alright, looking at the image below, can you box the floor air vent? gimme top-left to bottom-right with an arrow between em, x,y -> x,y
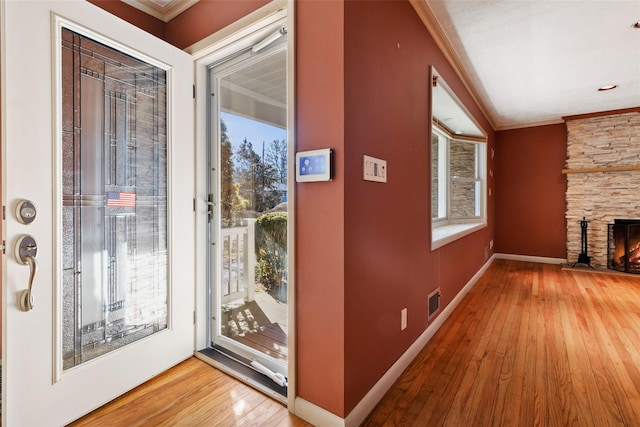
428,288 -> 441,321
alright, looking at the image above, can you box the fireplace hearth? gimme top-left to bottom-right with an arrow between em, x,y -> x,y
608,219 -> 640,274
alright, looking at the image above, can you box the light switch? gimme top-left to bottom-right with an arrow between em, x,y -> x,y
364,155 -> 387,183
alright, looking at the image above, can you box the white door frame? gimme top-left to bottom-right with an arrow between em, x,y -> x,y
1,1 -> 195,424
187,0 -> 296,410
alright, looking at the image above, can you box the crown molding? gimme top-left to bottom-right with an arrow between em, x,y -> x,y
563,107 -> 640,122
495,118 -> 566,131
122,0 -> 198,22
409,0 -> 497,132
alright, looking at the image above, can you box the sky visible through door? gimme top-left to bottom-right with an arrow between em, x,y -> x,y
222,112 -> 286,152
217,107 -> 288,365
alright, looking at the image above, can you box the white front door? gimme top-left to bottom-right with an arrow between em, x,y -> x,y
1,1 -> 195,425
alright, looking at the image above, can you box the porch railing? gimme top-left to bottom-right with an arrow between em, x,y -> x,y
220,219 -> 256,304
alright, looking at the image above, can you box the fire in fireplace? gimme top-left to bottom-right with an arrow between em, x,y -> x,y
608,219 -> 640,274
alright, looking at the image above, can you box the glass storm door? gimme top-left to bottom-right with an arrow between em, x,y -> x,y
208,34 -> 288,384
2,2 -> 194,425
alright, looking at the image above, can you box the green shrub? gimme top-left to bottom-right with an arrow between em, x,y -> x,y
255,212 -> 287,289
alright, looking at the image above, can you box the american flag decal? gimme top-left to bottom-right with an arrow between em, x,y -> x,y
106,192 -> 136,208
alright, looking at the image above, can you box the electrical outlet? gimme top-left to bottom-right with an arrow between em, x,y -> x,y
490,239 -> 494,249
401,308 -> 407,330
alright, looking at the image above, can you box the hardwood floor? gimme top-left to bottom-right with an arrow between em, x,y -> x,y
364,259 -> 640,426
69,260 -> 640,426
68,357 -> 311,427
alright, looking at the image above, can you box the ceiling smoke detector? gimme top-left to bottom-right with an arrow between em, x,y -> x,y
634,21 -> 640,28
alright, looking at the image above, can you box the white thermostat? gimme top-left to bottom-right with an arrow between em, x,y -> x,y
296,149 -> 333,182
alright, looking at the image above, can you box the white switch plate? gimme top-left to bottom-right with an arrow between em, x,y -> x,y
364,155 -> 387,183
401,308 -> 407,330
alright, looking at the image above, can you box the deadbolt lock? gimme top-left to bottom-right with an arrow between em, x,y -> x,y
16,199 -> 37,224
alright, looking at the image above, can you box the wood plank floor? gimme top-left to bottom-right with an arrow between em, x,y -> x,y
364,259 -> 640,426
69,260 -> 640,426
68,357 -> 311,427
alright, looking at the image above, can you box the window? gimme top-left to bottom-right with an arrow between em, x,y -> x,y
432,125 -> 485,220
430,67 -> 487,249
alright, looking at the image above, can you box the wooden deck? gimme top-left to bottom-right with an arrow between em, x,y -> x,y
233,322 -> 287,361
221,299 -> 287,362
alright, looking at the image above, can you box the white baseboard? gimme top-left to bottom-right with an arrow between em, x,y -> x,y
292,255 -> 496,427
293,397 -> 346,427
495,253 -> 567,265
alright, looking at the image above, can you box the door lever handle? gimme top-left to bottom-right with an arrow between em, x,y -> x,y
20,255 -> 38,311
206,195 -> 216,222
15,235 -> 38,311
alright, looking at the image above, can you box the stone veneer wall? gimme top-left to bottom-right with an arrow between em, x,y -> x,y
565,111 -> 640,267
431,133 -> 478,219
450,141 -> 477,218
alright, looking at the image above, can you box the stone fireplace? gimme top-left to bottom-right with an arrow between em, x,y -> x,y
565,111 -> 640,268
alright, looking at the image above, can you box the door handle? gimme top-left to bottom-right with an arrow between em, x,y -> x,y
15,235 -> 38,311
206,194 -> 216,221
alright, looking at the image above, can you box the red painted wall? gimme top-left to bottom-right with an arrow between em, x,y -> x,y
343,1 -> 495,413
90,0 -> 497,418
90,0 -> 271,48
89,0 -> 165,40
166,0 -> 270,50
294,0 -> 346,416
495,124 -> 567,258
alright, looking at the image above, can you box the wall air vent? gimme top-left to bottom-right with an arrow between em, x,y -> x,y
428,288 -> 441,321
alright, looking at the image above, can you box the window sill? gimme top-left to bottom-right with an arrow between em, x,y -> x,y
431,221 -> 486,250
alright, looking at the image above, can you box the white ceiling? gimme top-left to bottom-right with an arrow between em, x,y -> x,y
220,49 -> 288,128
123,0 -> 639,130
423,0 -> 640,130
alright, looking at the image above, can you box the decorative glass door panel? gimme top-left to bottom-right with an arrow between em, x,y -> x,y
61,28 -> 168,369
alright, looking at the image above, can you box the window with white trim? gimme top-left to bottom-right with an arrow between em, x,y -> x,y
430,67 -> 487,249
432,126 -> 485,223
